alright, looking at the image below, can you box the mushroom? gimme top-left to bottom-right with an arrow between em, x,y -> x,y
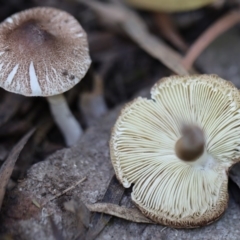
0,7 -> 91,146
124,0 -> 219,12
110,75 -> 240,228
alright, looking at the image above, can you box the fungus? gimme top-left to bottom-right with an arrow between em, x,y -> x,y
0,7 -> 91,146
110,75 -> 240,228
124,0 -> 218,12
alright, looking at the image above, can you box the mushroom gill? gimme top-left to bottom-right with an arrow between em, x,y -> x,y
110,74 -> 240,228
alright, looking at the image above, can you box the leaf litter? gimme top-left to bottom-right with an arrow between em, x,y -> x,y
1,0 -> 240,239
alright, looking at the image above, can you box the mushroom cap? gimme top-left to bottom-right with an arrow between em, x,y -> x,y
0,7 -> 91,96
110,75 -> 240,228
125,0 -> 217,12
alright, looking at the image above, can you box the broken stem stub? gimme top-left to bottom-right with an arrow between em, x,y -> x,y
175,124 -> 205,162
47,94 -> 82,146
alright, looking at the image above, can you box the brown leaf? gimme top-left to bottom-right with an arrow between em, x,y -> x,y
0,129 -> 35,210
86,202 -> 154,224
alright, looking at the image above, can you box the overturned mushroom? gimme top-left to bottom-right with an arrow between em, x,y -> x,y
110,75 -> 240,228
0,7 -> 91,146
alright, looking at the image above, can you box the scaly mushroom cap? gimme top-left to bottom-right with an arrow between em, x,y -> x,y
110,75 -> 240,228
125,0 -> 217,12
0,7 -> 91,96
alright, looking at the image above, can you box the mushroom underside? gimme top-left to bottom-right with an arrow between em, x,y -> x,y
110,75 -> 240,227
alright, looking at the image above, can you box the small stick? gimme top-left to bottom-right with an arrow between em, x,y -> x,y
42,177 -> 87,206
154,12 -> 188,52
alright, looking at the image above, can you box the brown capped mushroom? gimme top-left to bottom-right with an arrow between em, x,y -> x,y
110,75 -> 240,228
0,7 -> 91,146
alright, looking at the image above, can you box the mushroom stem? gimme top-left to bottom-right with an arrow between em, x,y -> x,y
175,125 -> 205,162
47,94 -> 82,146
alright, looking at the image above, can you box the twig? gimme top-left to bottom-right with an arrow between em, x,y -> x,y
77,0 -> 189,75
182,10 -> 240,70
42,177 -> 87,206
154,12 -> 188,52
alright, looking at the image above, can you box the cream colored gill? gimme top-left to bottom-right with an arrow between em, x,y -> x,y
132,160 -> 222,218
151,76 -> 240,162
110,75 -> 240,220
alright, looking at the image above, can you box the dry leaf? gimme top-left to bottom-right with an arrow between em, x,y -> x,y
0,129 -> 35,210
86,202 -> 154,224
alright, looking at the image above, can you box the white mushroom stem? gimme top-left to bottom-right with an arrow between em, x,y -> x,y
47,94 -> 82,146
175,125 -> 205,162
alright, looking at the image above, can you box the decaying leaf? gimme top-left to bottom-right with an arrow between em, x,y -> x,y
0,129 -> 35,210
64,199 -> 91,228
49,216 -> 65,240
64,199 -> 91,240
86,202 -> 154,224
86,175 -> 125,240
